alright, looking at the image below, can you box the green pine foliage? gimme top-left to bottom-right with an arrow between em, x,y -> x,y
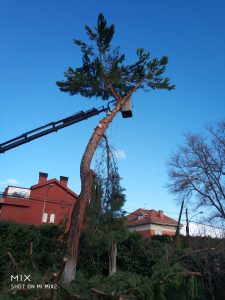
66,271 -> 154,300
56,13 -> 174,100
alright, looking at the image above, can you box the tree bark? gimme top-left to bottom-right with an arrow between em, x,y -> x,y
108,243 -> 117,276
62,85 -> 140,283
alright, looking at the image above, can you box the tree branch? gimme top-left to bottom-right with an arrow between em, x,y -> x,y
91,288 -> 129,299
154,271 -> 201,285
7,251 -> 20,274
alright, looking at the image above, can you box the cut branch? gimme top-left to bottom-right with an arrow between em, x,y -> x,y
7,251 -> 20,274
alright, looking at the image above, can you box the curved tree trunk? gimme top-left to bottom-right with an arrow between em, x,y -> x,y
62,85 -> 140,283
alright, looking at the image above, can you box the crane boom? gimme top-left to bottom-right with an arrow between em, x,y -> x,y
0,106 -> 107,154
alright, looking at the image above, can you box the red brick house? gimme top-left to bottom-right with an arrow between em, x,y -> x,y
0,172 -> 77,231
126,208 -> 178,237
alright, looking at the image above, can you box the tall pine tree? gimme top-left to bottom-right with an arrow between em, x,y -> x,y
57,13 -> 174,282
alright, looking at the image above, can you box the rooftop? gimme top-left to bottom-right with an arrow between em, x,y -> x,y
127,208 -> 178,227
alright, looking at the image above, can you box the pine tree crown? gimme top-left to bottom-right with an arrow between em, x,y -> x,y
56,13 -> 175,100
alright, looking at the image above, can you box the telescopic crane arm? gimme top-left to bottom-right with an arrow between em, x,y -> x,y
0,106 -> 108,154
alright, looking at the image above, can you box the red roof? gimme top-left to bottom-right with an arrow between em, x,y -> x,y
127,208 -> 178,227
31,178 -> 78,197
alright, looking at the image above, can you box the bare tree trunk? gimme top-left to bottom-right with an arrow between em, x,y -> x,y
62,171 -> 95,283
62,85 -> 140,283
108,243 -> 117,276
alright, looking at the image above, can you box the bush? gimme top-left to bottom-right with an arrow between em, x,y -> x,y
0,221 -> 65,290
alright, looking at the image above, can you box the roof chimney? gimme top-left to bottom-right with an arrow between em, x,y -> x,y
159,210 -> 164,219
60,176 -> 68,187
38,172 -> 48,184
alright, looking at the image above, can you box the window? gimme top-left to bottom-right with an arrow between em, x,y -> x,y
49,213 -> 55,224
42,213 -> 48,223
137,213 -> 148,220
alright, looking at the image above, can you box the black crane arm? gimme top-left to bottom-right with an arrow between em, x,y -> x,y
0,106 -> 107,154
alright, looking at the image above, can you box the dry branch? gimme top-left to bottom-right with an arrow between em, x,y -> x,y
0,289 -> 17,296
91,288 -> 129,299
7,251 -> 20,274
182,248 -> 212,257
155,271 -> 202,285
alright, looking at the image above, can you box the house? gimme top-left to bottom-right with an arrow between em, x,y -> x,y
126,208 -> 178,237
0,172 -> 77,231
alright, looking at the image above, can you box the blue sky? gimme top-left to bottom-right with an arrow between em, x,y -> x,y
1,0 -> 225,221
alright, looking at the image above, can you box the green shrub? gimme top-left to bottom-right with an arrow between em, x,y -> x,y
0,221 -> 65,290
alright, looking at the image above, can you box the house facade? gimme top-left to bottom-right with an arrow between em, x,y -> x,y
0,172 -> 77,231
126,208 -> 178,237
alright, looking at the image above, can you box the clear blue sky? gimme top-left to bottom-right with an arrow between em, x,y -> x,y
1,0 -> 225,220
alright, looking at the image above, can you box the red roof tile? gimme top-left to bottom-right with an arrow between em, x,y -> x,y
126,208 -> 178,227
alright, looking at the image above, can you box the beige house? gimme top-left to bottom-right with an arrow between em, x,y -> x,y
126,208 -> 178,237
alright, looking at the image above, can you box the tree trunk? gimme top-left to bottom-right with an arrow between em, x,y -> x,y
108,243 -> 117,276
62,85 -> 140,283
61,255 -> 77,285
62,170 -> 95,282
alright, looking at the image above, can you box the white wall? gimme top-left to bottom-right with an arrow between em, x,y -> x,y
128,223 -> 176,235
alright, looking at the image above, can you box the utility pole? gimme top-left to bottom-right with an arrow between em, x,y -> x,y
175,199 -> 184,237
174,199 -> 184,245
185,208 -> 190,247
